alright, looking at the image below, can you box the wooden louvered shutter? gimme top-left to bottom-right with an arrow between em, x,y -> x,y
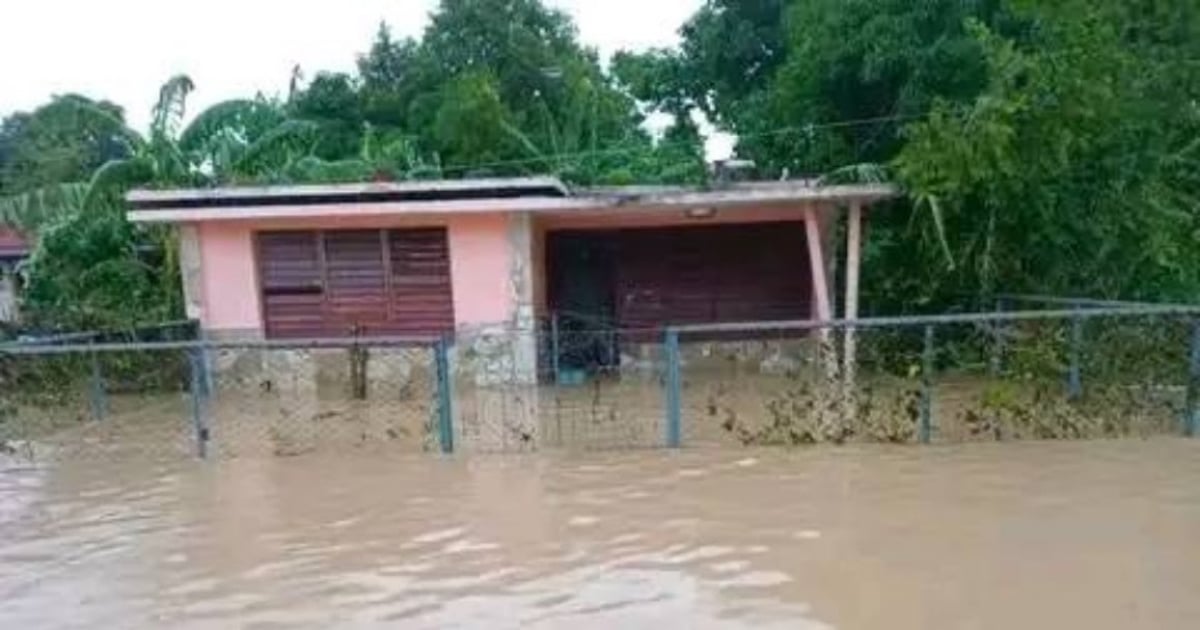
323,230 -> 388,336
386,228 -> 455,336
259,231 -> 324,338
258,227 -> 455,339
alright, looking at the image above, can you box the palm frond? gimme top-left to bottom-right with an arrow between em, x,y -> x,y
150,75 -> 196,141
178,98 -> 286,155
499,119 -> 547,170
0,183 -> 89,232
234,119 -> 323,175
913,192 -> 956,270
84,157 -> 155,207
818,162 -> 892,186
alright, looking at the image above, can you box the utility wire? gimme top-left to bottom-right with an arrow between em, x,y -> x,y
428,112 -> 933,175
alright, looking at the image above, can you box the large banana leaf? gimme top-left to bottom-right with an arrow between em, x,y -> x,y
0,183 -> 89,232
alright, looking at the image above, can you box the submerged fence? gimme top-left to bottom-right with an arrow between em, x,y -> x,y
0,337 -> 448,463
2,305 -> 1200,464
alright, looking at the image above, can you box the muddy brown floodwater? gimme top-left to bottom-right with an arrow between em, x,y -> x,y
2,439 -> 1199,629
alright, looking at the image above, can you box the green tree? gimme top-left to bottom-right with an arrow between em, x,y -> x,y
287,72 -> 365,161
626,0 -> 1200,308
19,205 -> 172,330
0,95 -> 135,196
354,0 -> 703,183
894,0 -> 1200,302
0,77 -> 315,329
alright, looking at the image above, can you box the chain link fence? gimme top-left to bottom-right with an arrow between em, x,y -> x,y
0,338 -> 447,467
673,306 -> 1199,446
3,304 -> 1200,465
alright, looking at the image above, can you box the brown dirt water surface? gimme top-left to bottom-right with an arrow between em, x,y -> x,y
2,439 -> 1200,629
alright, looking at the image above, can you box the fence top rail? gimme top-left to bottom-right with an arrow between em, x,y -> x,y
991,294 -> 1184,309
673,303 -> 1200,335
0,334 -> 440,356
1,319 -> 200,349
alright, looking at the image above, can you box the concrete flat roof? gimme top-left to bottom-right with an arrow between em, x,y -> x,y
127,177 -> 899,224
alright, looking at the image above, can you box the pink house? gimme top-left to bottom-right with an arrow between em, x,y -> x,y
127,177 -> 896,344
129,177 -> 896,449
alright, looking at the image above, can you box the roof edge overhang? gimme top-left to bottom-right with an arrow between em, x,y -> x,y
127,180 -> 900,224
127,176 -> 569,210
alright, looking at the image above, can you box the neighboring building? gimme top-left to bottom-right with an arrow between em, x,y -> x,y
126,177 -> 896,341
0,228 -> 30,324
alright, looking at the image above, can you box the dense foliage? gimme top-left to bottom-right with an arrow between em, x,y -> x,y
1,0 -> 1197,330
622,0 -> 1200,309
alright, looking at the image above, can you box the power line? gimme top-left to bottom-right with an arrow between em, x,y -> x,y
429,112 -> 932,175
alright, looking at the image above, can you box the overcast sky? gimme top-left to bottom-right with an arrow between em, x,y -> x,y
0,1 -> 736,155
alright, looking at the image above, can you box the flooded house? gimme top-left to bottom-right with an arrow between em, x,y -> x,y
126,177 -> 897,449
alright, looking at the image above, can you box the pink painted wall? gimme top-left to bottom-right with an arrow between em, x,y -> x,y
194,212 -> 516,333
190,203 -> 836,334
198,222 -> 261,331
445,214 -> 513,326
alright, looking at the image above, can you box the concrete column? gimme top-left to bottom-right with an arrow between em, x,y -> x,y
843,202 -> 863,386
453,211 -> 540,452
178,224 -> 205,322
803,206 -> 833,322
805,204 -> 840,439
818,203 -> 839,318
507,211 -> 539,383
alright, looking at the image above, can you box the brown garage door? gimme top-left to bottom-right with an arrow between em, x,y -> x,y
547,222 -> 812,332
615,222 -> 812,329
258,228 -> 454,339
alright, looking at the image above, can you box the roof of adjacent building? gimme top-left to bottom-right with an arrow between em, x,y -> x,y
126,176 -> 899,223
0,227 -> 30,260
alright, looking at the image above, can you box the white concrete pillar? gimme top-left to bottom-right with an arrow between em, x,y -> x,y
178,224 -> 205,322
507,211 -> 538,384
804,204 -> 840,438
843,202 -> 864,387
803,205 -> 833,322
454,212 -> 541,452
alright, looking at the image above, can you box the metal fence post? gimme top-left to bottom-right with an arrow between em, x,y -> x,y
664,327 -> 682,449
435,337 -> 455,454
1186,319 -> 1200,437
989,297 -> 1008,376
87,341 -> 107,422
199,328 -> 214,397
919,325 -> 935,444
1067,310 -> 1084,401
187,347 -> 210,459
550,312 -> 561,386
